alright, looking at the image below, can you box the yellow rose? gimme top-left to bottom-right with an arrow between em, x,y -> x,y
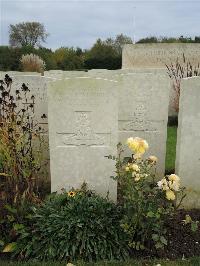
129,139 -> 139,152
169,174 -> 180,183
126,137 -> 149,156
166,190 -> 176,201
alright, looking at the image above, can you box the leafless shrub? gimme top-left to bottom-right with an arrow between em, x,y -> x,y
166,54 -> 200,112
20,53 -> 46,74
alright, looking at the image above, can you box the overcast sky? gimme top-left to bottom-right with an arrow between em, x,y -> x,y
0,0 -> 200,50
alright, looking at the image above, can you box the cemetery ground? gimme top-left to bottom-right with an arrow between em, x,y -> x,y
1,257 -> 200,266
1,126 -> 200,264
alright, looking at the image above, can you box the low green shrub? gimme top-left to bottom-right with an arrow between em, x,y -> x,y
14,187 -> 128,261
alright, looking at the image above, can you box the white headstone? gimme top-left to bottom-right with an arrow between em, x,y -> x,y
63,71 -> 88,78
8,75 -> 48,123
48,77 -> 118,200
7,71 -> 41,76
117,73 -> 170,177
176,77 -> 200,208
87,69 -> 175,117
44,70 -> 64,79
7,75 -> 50,179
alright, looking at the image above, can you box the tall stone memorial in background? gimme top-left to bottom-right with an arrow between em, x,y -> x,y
122,44 -> 200,69
122,44 -> 200,117
176,77 -> 200,208
118,73 -> 170,177
48,77 -> 118,200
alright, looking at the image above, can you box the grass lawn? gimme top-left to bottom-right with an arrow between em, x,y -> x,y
1,257 -> 200,266
165,126 -> 177,173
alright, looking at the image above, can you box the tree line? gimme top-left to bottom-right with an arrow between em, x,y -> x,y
0,21 -> 200,71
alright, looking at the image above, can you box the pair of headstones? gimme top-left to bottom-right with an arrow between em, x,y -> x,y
47,74 -> 170,201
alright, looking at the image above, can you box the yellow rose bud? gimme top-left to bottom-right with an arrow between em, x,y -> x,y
125,166 -> 130,172
134,174 -> 140,182
183,214 -> 192,225
131,164 -> 140,172
166,190 -> 176,201
148,155 -> 158,164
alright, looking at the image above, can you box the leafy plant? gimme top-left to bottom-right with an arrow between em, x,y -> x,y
0,201 -> 35,253
14,185 -> 128,261
109,137 -> 186,251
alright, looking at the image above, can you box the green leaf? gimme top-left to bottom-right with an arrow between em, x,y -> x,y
13,223 -> 25,231
191,221 -> 199,232
155,242 -> 164,249
3,242 -> 17,253
147,211 -> 154,218
7,215 -> 15,222
160,236 -> 167,245
152,234 -> 159,241
4,204 -> 17,214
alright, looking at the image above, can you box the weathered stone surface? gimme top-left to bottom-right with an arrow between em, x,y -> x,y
7,75 -> 50,179
7,71 -> 41,76
63,71 -> 88,78
86,69 -> 176,117
122,44 -> 200,69
176,77 -> 200,208
0,72 -> 41,79
117,73 -> 170,177
9,75 -> 48,123
44,70 -> 64,79
47,77 -> 118,200
44,70 -> 89,79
